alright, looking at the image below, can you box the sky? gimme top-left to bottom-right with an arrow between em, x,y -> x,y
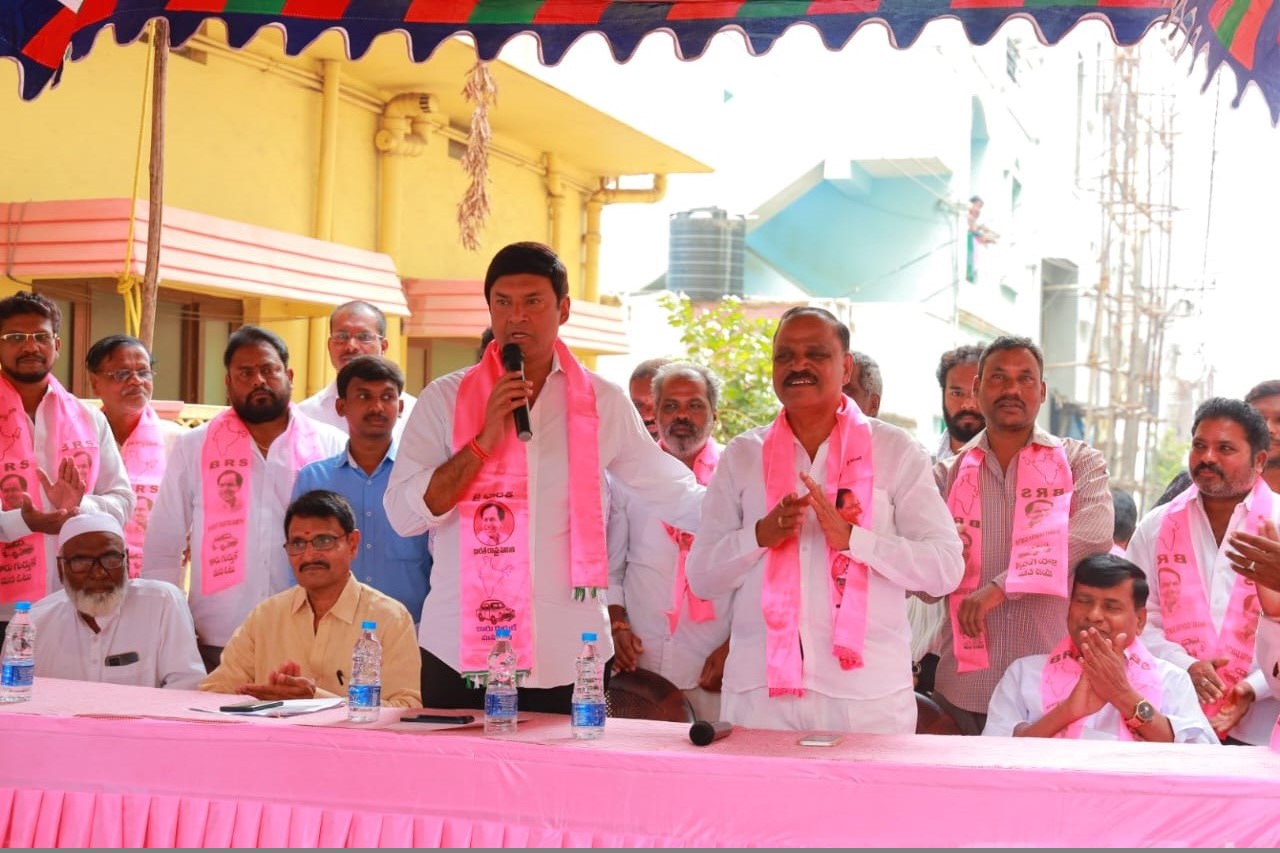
498,18 -> 1280,398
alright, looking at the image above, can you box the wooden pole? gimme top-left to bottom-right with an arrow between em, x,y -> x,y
139,17 -> 168,349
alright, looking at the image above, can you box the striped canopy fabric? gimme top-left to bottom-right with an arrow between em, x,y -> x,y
18,0 -> 1280,121
1174,0 -> 1280,120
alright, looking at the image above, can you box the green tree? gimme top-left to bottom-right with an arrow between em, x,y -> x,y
659,293 -> 780,443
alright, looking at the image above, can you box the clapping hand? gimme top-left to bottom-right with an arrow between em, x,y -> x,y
798,473 -> 855,551
756,492 -> 805,549
241,660 -> 316,700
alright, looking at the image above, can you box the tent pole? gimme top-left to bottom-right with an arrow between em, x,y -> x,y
140,17 -> 168,350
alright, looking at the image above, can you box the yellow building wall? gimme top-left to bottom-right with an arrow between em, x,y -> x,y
0,31 -> 621,392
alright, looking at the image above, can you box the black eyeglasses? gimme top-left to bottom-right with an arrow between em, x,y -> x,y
283,534 -> 344,555
98,369 -> 154,383
0,332 -> 57,346
329,331 -> 383,345
59,551 -> 128,576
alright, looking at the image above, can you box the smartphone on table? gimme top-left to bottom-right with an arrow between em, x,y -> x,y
219,699 -> 284,713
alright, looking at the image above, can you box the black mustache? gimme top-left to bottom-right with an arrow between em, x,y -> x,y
1195,463 -> 1225,478
955,409 -> 982,420
668,419 -> 695,432
785,371 -> 819,384
300,561 -> 329,572
995,396 -> 1024,408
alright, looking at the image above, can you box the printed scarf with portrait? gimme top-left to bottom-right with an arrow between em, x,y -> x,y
761,396 -> 873,697
1155,480 -> 1270,726
661,439 -> 720,634
119,405 -> 165,579
946,440 -> 1073,672
199,407 -> 324,596
0,374 -> 98,603
1039,635 -> 1163,740
452,339 -> 606,684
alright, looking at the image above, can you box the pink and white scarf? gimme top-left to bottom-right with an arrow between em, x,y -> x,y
118,405 -> 165,579
761,396 -> 873,697
452,340 -> 606,683
0,374 -> 98,602
661,440 -> 720,634
1155,480 -> 1270,726
1040,635 -> 1163,740
947,439 -> 1073,672
199,407 -> 323,596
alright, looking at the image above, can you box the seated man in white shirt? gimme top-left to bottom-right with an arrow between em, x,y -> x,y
984,554 -> 1215,743
31,512 -> 204,690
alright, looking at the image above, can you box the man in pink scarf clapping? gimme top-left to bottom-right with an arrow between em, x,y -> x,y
686,307 -> 963,734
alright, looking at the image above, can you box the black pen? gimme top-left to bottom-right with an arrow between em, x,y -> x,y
336,670 -> 345,686
401,713 -> 476,725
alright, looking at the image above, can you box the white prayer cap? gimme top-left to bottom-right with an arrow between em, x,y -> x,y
57,512 -> 126,552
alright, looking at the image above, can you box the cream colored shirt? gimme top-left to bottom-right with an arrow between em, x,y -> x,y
199,573 -> 421,707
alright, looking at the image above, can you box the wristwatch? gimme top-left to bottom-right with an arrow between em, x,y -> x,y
1124,698 -> 1156,730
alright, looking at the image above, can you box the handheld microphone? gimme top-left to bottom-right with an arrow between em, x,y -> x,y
500,343 -> 533,442
689,720 -> 733,746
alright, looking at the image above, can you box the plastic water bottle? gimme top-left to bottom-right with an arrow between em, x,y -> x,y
484,627 -> 518,735
0,602 -> 35,704
348,620 -> 381,723
571,631 -> 605,739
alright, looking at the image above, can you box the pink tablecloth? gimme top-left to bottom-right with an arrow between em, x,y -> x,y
3,678 -> 1280,847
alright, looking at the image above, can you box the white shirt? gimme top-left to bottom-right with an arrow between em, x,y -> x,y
0,396 -> 134,621
385,352 -> 704,688
685,418 -> 964,704
141,409 -> 347,647
1256,616 -> 1280,697
1127,487 -> 1280,744
297,380 -> 416,440
983,648 -> 1218,744
934,430 -> 957,463
30,578 -> 205,690
607,473 -> 726,689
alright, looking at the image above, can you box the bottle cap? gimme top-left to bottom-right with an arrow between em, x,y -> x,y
361,620 -> 376,630
13,602 -> 30,613
582,632 -> 597,642
495,627 -> 511,638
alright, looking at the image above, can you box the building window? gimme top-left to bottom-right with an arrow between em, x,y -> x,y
1006,39 -> 1021,84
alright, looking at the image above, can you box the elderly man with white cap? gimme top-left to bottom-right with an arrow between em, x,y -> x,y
29,512 -> 204,689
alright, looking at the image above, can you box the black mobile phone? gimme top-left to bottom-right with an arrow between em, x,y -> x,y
401,713 -> 476,725
104,651 -> 140,667
219,699 -> 284,713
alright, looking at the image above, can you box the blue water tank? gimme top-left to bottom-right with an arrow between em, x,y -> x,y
667,208 -> 746,299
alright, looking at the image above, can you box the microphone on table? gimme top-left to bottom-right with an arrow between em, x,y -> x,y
500,343 -> 533,443
689,720 -> 733,746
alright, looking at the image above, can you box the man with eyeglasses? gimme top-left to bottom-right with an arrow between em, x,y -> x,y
297,301 -> 416,438
29,512 -> 204,689
87,335 -> 186,578
0,293 -> 134,638
143,326 -> 346,672
199,489 -> 420,705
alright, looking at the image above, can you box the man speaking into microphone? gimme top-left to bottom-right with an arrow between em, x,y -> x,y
386,242 -> 705,713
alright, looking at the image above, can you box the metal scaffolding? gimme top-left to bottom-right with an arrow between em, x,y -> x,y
1081,46 -> 1186,506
